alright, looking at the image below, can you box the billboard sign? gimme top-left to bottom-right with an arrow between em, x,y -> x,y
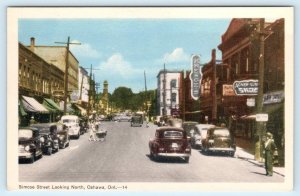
233,79 -> 258,95
190,55 -> 202,100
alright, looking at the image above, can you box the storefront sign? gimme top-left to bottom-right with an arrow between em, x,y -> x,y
190,55 -> 202,100
246,98 -> 255,107
256,113 -> 268,122
233,80 -> 258,95
263,91 -> 284,105
222,84 -> 235,96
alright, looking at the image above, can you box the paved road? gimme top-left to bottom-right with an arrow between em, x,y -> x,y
19,122 -> 284,182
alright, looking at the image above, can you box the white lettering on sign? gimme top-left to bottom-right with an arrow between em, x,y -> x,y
190,54 -> 202,100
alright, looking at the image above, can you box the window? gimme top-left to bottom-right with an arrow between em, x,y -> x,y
171,93 -> 176,102
170,79 -> 176,88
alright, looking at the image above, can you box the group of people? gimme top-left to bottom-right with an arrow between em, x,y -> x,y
88,120 -> 106,142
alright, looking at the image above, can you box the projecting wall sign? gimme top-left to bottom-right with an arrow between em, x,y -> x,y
190,55 -> 202,100
233,79 -> 258,95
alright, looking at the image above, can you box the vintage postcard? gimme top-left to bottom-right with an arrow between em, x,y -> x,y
7,7 -> 294,191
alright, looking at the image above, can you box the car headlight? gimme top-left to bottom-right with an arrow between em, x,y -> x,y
40,137 -> 45,143
24,145 -> 30,151
48,141 -> 51,145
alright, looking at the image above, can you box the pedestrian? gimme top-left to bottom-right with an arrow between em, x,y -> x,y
145,116 -> 149,128
264,132 -> 277,176
88,120 -> 96,141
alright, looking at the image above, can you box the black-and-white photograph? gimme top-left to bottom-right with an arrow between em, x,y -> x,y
7,7 -> 294,192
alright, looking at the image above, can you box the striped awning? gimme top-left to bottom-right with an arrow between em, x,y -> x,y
22,96 -> 49,113
43,98 -> 63,112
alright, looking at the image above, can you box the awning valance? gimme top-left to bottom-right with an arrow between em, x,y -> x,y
22,96 -> 49,113
43,98 -> 63,113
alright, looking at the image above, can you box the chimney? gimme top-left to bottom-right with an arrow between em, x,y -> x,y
30,37 -> 35,51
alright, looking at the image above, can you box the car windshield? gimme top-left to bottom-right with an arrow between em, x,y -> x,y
163,131 -> 183,138
19,129 -> 33,138
214,129 -> 230,137
62,119 -> 76,123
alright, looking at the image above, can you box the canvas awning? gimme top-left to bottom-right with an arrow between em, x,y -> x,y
43,98 -> 63,113
60,103 -> 75,113
19,100 -> 27,116
22,96 -> 49,113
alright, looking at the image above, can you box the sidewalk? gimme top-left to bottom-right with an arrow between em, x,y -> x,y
235,146 -> 285,177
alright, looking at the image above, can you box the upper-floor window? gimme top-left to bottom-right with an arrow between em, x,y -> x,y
170,79 -> 176,88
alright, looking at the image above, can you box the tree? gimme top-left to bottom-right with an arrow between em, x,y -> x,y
111,87 -> 134,110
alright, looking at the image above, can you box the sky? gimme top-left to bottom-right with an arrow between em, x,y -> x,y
19,19 -> 231,93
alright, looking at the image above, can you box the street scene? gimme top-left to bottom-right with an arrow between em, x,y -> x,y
14,8 -> 290,187
19,121 -> 284,182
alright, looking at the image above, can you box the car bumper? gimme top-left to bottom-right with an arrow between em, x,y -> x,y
19,152 -> 33,159
207,147 -> 235,152
157,153 -> 191,157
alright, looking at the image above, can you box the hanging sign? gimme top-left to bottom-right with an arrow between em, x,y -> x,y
233,79 -> 258,95
190,55 -> 202,100
256,113 -> 269,122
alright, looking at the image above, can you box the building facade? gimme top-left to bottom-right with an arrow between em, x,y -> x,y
156,70 -> 181,116
28,37 -> 79,92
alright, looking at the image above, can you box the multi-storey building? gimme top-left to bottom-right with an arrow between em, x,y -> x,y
19,42 -> 64,126
156,69 -> 182,116
27,37 -> 79,92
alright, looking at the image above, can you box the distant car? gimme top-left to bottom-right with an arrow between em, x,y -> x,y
79,118 -> 88,135
18,127 -> 43,163
182,121 -> 198,143
190,124 -> 215,149
149,127 -> 191,163
30,123 -> 60,155
131,115 -> 143,127
118,115 -> 132,122
61,115 -> 81,139
202,126 -> 236,156
167,118 -> 183,128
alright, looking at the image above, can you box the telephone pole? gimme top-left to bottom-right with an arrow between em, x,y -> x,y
55,37 -> 81,114
255,18 -> 266,161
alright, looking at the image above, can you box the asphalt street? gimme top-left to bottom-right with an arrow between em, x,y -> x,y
19,121 -> 284,182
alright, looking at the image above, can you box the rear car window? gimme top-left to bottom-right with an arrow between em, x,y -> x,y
163,131 -> 183,138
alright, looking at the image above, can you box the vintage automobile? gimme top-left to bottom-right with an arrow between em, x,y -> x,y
79,118 -> 88,135
182,121 -> 198,145
30,123 -> 60,155
131,115 -> 143,127
56,123 -> 70,149
202,126 -> 236,156
18,127 -> 43,163
190,124 -> 215,149
61,115 -> 81,139
149,127 -> 191,163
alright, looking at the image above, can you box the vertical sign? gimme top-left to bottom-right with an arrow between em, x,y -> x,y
189,55 -> 202,100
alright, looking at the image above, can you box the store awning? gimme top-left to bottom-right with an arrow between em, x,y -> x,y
73,104 -> 87,116
43,98 -> 63,113
60,103 -> 75,113
19,100 -> 27,116
22,96 -> 49,113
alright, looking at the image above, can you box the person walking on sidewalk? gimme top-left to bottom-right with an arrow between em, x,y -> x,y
264,132 -> 277,176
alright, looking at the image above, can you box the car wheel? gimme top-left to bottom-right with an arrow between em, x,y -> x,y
184,157 -> 190,163
77,133 -> 80,139
229,152 -> 235,157
48,147 -> 52,155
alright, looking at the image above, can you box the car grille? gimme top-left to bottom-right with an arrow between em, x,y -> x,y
19,145 -> 25,153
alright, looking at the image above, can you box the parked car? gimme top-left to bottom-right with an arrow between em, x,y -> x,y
182,121 -> 198,145
190,124 -> 215,149
118,115 -> 132,122
61,115 -> 81,139
131,115 -> 143,127
56,123 -> 70,149
30,123 -> 60,155
149,127 -> 191,163
18,127 -> 43,163
202,126 -> 236,156
79,118 -> 88,135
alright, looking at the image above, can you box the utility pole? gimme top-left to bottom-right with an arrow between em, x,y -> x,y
211,49 -> 217,124
182,70 -> 186,121
255,18 -> 266,161
87,64 -> 93,118
55,37 -> 81,114
163,63 -> 166,116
